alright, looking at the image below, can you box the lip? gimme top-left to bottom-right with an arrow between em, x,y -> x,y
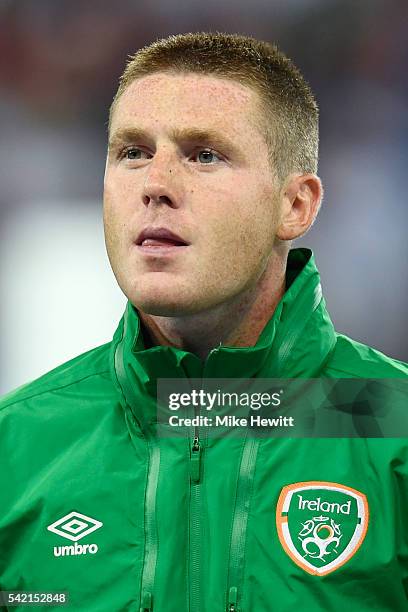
135,226 -> 190,257
136,226 -> 190,247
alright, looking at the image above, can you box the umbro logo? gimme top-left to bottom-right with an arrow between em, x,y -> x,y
47,511 -> 103,542
47,511 -> 103,557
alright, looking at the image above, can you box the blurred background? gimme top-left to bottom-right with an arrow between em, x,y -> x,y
1,0 -> 407,394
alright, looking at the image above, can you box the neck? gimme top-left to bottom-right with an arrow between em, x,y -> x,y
138,253 -> 287,360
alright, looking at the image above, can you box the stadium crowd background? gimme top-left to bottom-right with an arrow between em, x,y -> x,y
0,0 -> 407,393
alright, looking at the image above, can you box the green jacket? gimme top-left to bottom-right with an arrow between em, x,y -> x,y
0,248 -> 407,612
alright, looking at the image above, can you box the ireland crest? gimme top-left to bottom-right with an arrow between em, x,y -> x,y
276,481 -> 369,575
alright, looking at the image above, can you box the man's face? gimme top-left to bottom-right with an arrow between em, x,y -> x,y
104,72 -> 282,316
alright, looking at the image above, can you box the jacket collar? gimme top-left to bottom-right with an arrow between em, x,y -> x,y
111,248 -> 336,419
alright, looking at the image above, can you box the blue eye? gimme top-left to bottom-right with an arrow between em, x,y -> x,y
126,148 -> 139,159
196,150 -> 220,164
125,148 -> 150,160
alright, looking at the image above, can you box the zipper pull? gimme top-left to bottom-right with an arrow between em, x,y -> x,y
190,435 -> 202,483
140,591 -> 153,612
227,586 -> 238,612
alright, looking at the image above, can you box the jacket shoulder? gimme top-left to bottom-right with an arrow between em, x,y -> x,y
0,341 -> 113,413
325,333 -> 408,378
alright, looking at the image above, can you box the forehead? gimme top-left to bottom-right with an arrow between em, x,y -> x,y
110,72 -> 263,137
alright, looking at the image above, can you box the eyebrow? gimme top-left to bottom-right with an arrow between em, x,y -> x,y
108,126 -> 240,158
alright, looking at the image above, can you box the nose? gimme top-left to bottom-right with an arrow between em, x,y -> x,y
142,154 -> 180,209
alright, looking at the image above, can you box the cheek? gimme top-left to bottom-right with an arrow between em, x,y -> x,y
206,180 -> 276,243
103,176 -> 136,238
103,192 -> 126,258
204,184 -> 278,275
104,167 -> 139,209
102,193 -> 116,239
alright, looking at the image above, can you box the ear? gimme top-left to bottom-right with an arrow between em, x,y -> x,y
276,174 -> 323,241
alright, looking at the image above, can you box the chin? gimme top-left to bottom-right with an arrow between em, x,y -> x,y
135,299 -> 200,317
121,277 -> 228,317
128,287 -> 201,317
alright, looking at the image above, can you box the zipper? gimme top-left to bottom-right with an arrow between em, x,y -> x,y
190,426 -> 203,612
124,408 -> 159,612
189,359 -> 213,612
113,314 -> 160,612
225,281 -> 325,610
227,586 -> 237,611
225,437 -> 260,612
191,433 -> 202,483
140,591 -> 153,612
139,435 -> 160,612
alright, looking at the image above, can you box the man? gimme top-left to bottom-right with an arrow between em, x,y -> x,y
0,32 -> 407,612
